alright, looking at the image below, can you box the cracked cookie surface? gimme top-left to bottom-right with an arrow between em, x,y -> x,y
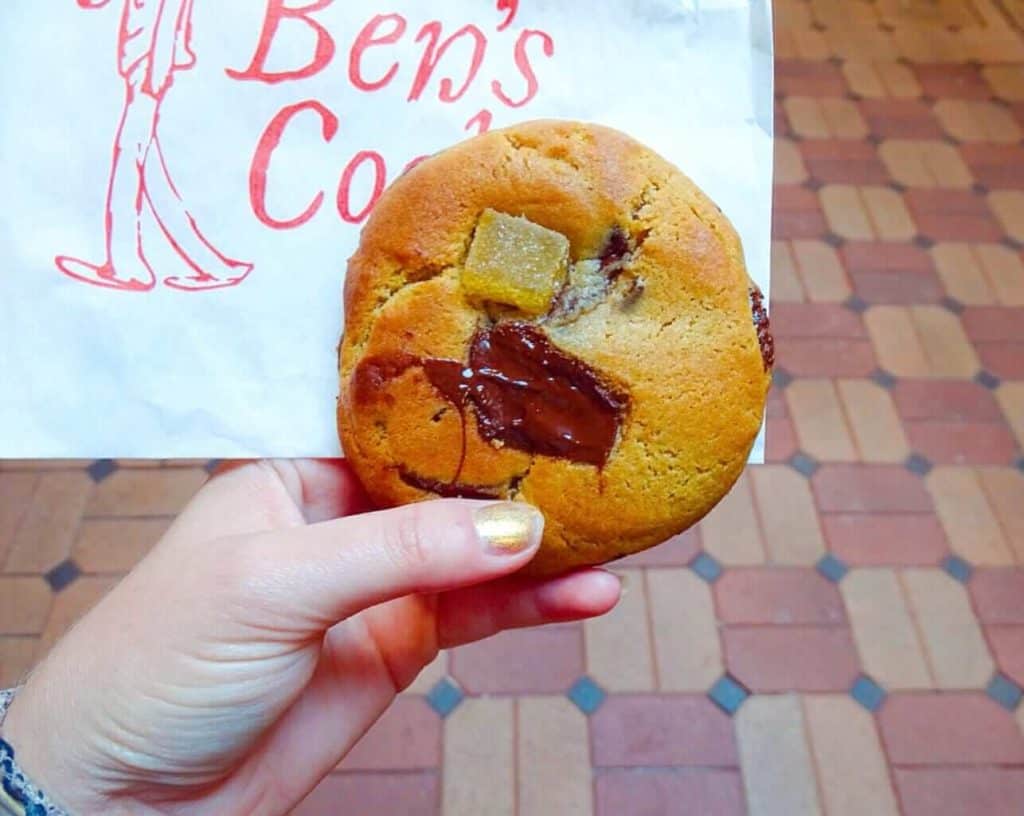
338,120 -> 772,575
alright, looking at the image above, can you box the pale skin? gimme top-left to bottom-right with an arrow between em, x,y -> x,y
2,460 -> 620,815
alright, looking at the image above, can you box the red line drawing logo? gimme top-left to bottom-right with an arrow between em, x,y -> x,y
56,0 -> 253,293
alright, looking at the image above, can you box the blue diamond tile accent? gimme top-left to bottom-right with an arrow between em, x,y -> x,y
816,554 -> 849,583
773,367 -> 794,390
905,453 -> 933,477
789,452 -> 820,478
204,459 -> 223,474
1016,457 -> 1024,475
425,678 -> 464,718
1004,236 -> 1024,253
824,232 -> 845,248
975,370 -> 1001,390
690,552 -> 724,584
44,559 -> 81,593
941,296 -> 965,315
942,554 -> 974,584
871,369 -> 897,390
567,676 -> 607,715
86,459 -> 118,483
987,673 -> 1023,711
887,180 -> 907,194
851,675 -> 887,713
802,177 -> 824,192
914,235 -> 936,249
972,182 -> 990,196
708,675 -> 750,716
844,295 -> 869,314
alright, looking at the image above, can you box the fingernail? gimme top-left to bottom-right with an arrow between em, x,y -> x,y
474,502 -> 544,555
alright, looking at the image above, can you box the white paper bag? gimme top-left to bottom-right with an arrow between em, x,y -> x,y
0,0 -> 773,460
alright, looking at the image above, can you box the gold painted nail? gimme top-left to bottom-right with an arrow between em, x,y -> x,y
474,502 -> 544,555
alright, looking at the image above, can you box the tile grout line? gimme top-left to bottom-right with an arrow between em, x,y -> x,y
798,695 -> 832,816
895,569 -> 940,688
641,569 -> 662,691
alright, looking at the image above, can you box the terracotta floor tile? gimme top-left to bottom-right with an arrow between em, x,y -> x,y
774,138 -> 807,186
518,697 -> 592,816
977,342 -> 1024,378
989,190 -> 1024,242
296,773 -> 438,816
339,698 -> 439,771
935,99 -> 1022,143
765,417 -> 799,463
820,184 -> 874,240
771,303 -> 866,338
595,769 -> 745,816
970,568 -> 1024,624
879,139 -> 972,188
864,185 -> 918,240
841,569 -> 932,689
825,27 -> 898,61
906,188 -> 1003,243
914,63 -> 990,99
892,28 -> 970,63
771,241 -> 806,302
0,637 -> 37,687
86,469 -> 208,518
591,695 -> 737,767
906,421 -> 1018,465
861,99 -> 943,139
774,337 -> 877,378
790,239 -> 851,302
843,239 -> 935,279
978,468 -> 1024,563
615,529 -> 701,567
977,244 -> 1024,306
892,379 -> 1001,422
895,769 -> 1024,816
786,379 -> 858,462
843,60 -> 921,99
837,379 -> 909,462
902,568 -> 996,688
736,695 -> 821,816
823,513 -> 948,566
450,626 -> 582,695
931,242 -> 997,305
910,305 -> 981,378
983,64 -> 1024,101
960,143 -> 1024,191
750,466 -> 827,565
773,185 -> 828,240
801,140 -> 886,184
38,576 -> 119,657
844,241 -> 942,304
814,464 -> 933,513
880,692 -> 1024,764
775,61 -> 848,97
927,467 -> 1014,566
584,568 -> 655,692
701,473 -> 766,566
0,472 -> 37,567
647,568 -> 722,692
775,29 -> 829,62
724,626 -> 860,692
864,306 -> 931,377
961,306 -> 1024,342
72,518 -> 169,574
715,568 -> 844,625
4,471 -> 91,574
442,698 -> 513,816
405,651 -> 447,695
997,383 -> 1024,448
987,625 -> 1024,686
0,577 -> 52,636
803,695 -> 900,816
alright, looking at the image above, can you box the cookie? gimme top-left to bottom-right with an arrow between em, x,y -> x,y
338,120 -> 772,576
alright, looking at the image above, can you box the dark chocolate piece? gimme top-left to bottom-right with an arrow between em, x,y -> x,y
749,285 -> 774,371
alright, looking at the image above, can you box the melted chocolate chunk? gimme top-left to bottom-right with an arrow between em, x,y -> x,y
398,469 -> 501,500
749,285 -> 775,371
600,227 -> 631,270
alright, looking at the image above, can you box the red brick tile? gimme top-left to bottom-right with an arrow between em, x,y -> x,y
294,772 -> 438,816
896,769 -> 1024,816
774,338 -> 877,377
822,513 -> 948,566
339,698 -> 440,771
450,626 -> 582,694
843,242 -> 935,275
770,303 -> 867,338
813,465 -> 933,513
904,189 -> 1003,242
775,99 -> 793,138
970,568 -> 1024,623
799,140 -> 888,184
879,693 -> 1024,765
978,343 -> 1024,379
765,417 -> 798,463
616,529 -> 701,567
591,696 -> 737,767
905,422 -> 1019,465
861,100 -> 944,139
914,64 -> 991,99
960,144 -> 1024,189
776,61 -> 848,97
850,270 -> 944,303
773,186 -> 828,239
892,381 -> 1003,422
715,568 -> 845,625
723,626 -> 860,692
595,770 -> 744,816
987,626 -> 1024,685
961,306 -> 1024,343
842,241 -> 944,302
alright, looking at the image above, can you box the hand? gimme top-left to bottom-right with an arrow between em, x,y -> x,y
2,460 -> 620,815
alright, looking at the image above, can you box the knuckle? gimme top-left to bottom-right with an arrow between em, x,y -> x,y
383,505 -> 433,573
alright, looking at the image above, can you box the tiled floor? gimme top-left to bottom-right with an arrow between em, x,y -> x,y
3,1 -> 1024,813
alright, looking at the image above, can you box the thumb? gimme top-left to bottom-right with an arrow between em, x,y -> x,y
229,500 -> 545,625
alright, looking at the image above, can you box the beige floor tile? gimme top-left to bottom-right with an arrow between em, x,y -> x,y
842,60 -> 887,98
443,698 -> 514,816
405,651 -> 448,695
841,569 -> 931,689
701,473 -> 766,566
38,576 -> 119,657
927,467 -> 1014,566
0,577 -> 53,636
792,240 -> 851,303
73,518 -> 169,574
786,380 -> 858,462
879,140 -> 972,189
775,139 -> 808,185
826,28 -> 897,61
863,186 -> 916,241
911,306 -> 980,378
791,29 -> 831,60
4,472 -> 92,574
737,695 -> 821,816
518,698 -> 592,816
977,469 -> 1024,564
989,191 -> 1024,243
0,473 -> 38,568
998,383 -> 1024,449
932,243 -> 997,305
865,306 -> 931,377
784,98 -> 829,140
821,98 -> 869,139
751,467 -> 826,565
771,242 -> 806,303
837,380 -> 910,463
0,637 -> 38,687
902,568 -> 996,689
804,695 -> 900,816
86,469 -> 208,518
584,569 -> 655,692
936,100 -> 1022,143
821,185 -> 873,240
978,243 -> 1024,306
646,569 -> 722,692
984,64 -> 1024,101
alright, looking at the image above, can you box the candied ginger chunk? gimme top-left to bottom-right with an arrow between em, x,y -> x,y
461,209 -> 570,315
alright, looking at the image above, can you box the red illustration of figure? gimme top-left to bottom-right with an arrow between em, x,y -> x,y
56,0 -> 253,292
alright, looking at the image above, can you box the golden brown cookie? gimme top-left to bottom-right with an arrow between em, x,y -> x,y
338,120 -> 772,575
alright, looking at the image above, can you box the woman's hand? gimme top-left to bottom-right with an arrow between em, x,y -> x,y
2,460 -> 620,815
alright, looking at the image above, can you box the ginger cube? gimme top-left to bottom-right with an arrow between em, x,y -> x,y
462,209 -> 570,315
